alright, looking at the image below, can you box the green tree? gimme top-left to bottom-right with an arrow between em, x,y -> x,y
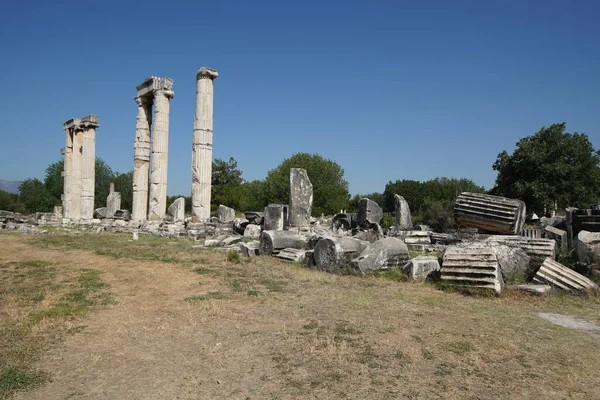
263,153 -> 350,216
113,171 -> 133,212
0,189 -> 25,213
18,179 -> 56,213
43,160 -> 64,202
94,158 -> 115,209
211,157 -> 245,211
240,180 -> 268,212
492,123 -> 600,214
348,192 -> 384,212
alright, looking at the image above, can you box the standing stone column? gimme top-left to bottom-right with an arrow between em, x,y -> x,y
132,96 -> 152,222
71,127 -> 83,220
192,67 -> 219,222
148,87 -> 174,220
80,115 -> 99,220
62,126 -> 74,219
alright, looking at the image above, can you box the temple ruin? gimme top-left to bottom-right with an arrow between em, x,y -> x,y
192,67 -> 219,222
132,76 -> 174,222
61,115 -> 99,221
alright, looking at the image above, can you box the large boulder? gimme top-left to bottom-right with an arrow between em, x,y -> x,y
313,237 -> 369,273
289,168 -> 313,228
356,198 -> 382,227
244,224 -> 262,239
93,207 -> 108,219
577,230 -> 600,268
453,241 -> 531,282
244,212 -> 264,225
349,237 -> 410,275
106,191 -> 121,219
394,194 -> 413,230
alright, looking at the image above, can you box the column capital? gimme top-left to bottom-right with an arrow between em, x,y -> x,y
135,96 -> 153,106
136,76 -> 174,98
196,67 -> 219,80
62,115 -> 99,131
154,89 -> 174,99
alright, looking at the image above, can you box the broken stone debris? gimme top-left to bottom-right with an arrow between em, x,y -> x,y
313,237 -> 369,273
243,224 -> 262,239
454,192 -> 526,235
441,247 -> 503,295
403,256 -> 440,281
218,205 -> 235,223
356,198 -> 382,228
394,194 -> 413,230
276,248 -> 306,263
577,230 -> 600,268
506,284 -> 551,296
259,230 -> 307,256
349,237 -> 409,275
167,197 -> 185,222
264,204 -> 289,231
533,257 -> 598,294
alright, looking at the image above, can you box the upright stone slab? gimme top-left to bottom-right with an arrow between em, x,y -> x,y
264,204 -> 289,231
394,194 -> 413,230
577,230 -> 600,268
218,205 -> 235,223
167,197 -> 185,222
289,168 -> 313,229
106,183 -> 121,219
357,198 -> 383,227
455,192 -> 526,235
192,67 -> 219,222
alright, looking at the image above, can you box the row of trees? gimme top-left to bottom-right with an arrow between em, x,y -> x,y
3,123 -> 599,231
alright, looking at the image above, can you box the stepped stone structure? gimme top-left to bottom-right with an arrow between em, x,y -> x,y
192,67 -> 219,222
132,76 -> 174,222
62,115 -> 99,221
455,192 -> 526,235
442,247 -> 503,295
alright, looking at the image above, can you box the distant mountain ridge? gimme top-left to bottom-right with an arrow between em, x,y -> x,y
0,180 -> 22,194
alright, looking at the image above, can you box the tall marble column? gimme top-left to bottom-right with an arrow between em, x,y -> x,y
132,96 -> 152,222
70,126 -> 83,220
192,67 -> 219,222
148,87 -> 174,221
62,126 -> 74,219
80,115 -> 99,220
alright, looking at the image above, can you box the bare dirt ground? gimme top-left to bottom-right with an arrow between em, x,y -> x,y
2,231 -> 600,399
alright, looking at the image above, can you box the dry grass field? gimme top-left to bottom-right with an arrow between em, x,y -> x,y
1,230 -> 600,399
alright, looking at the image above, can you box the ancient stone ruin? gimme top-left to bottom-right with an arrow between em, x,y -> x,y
62,115 -> 99,221
132,76 -> 174,223
192,67 -> 218,222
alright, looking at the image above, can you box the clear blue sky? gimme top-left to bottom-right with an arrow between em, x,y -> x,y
1,0 -> 598,196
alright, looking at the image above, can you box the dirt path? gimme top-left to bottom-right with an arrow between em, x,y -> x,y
7,238 -> 278,400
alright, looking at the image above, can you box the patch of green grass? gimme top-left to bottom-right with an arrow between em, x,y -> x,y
393,350 -> 412,366
411,335 -> 424,344
434,362 -> 455,376
66,325 -> 87,334
227,251 -> 242,264
0,366 -> 47,394
184,291 -> 225,302
258,278 -> 287,292
421,349 -> 434,360
370,268 -> 407,282
29,304 -> 87,324
247,290 -> 261,296
192,267 -> 214,275
443,341 -> 475,355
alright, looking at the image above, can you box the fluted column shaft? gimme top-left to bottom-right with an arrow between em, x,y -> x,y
80,127 -> 96,220
132,97 -> 152,222
70,128 -> 83,220
63,129 -> 74,219
192,68 -> 218,221
148,89 -> 173,221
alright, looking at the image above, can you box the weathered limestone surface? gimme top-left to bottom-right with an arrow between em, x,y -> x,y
218,205 -> 235,223
544,225 -> 568,251
93,207 -> 108,219
454,241 -> 531,282
507,284 -> 551,296
276,248 -> 306,263
244,224 -> 262,239
192,67 -> 219,221
148,86 -> 174,221
533,257 -> 598,293
394,194 -> 413,230
167,197 -> 185,222
442,247 -> 503,295
455,192 -> 526,235
313,237 -> 369,273
106,183 -> 121,219
259,230 -> 307,255
239,241 -> 260,258
484,235 -> 556,275
289,168 -> 313,228
349,237 -> 410,274
403,256 -> 440,281
244,212 -> 264,225
132,96 -> 152,222
577,230 -> 600,268
62,115 -> 99,220
264,204 -> 288,231
357,198 -> 382,227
